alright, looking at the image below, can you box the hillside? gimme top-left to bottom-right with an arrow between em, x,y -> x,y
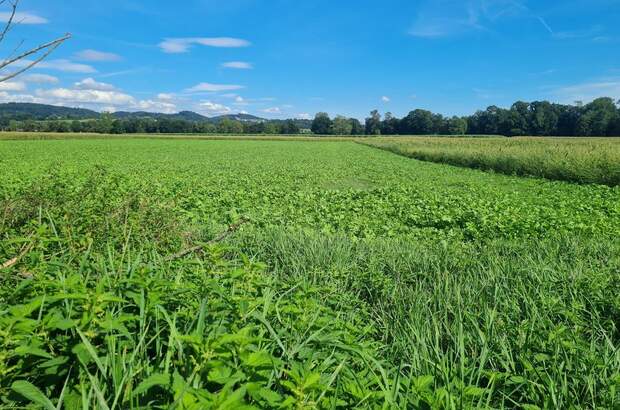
0,103 -> 269,123
0,103 -> 98,120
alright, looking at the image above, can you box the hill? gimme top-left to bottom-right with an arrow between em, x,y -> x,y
0,103 -> 98,120
0,103 -> 270,123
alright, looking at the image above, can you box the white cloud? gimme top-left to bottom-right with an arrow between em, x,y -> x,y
296,113 -> 312,120
0,91 -> 41,103
75,78 -> 116,91
36,88 -> 136,106
199,101 -> 232,115
134,99 -> 177,114
550,78 -> 620,103
0,77 -> 180,114
18,59 -> 97,73
0,12 -> 48,24
0,81 -> 26,91
159,37 -> 251,53
381,96 -> 390,102
22,74 -> 59,84
75,49 -> 122,62
221,61 -> 253,69
233,96 -> 249,106
262,107 -> 282,114
186,82 -> 244,93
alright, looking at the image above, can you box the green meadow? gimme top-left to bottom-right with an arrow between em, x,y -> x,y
1,138 -> 619,409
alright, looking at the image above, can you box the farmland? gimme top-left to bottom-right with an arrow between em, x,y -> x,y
361,136 -> 620,186
1,138 -> 620,408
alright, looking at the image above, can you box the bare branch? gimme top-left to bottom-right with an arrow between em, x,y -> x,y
0,0 -> 70,82
0,0 -> 18,44
0,33 -> 71,82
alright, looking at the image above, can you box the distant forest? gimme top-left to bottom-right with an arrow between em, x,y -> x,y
1,97 -> 619,136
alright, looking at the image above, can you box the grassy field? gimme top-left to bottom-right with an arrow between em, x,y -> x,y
1,138 -> 619,408
361,136 -> 620,186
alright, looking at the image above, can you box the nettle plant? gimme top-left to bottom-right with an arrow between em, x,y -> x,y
1,240 -> 392,409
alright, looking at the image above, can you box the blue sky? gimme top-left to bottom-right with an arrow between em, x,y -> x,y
0,0 -> 619,119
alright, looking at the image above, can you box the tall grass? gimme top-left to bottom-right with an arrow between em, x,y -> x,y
233,227 -> 620,408
361,137 -> 620,186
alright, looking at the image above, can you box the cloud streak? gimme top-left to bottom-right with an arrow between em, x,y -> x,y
550,78 -> 620,103
75,49 -> 122,62
408,0 -> 522,38
159,37 -> 251,53
186,82 -> 245,93
221,61 -> 253,69
15,59 -> 97,74
0,12 -> 48,24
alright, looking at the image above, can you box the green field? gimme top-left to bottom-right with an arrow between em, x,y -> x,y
362,136 -> 620,186
1,138 -> 619,408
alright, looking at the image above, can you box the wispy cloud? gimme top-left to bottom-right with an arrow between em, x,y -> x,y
552,25 -> 603,40
409,0 -> 525,38
186,82 -> 245,93
262,107 -> 282,114
409,0 -> 600,41
381,96 -> 391,103
221,61 -> 253,70
0,12 -> 48,24
14,59 -> 97,74
537,16 -> 554,34
473,87 -> 502,100
159,37 -> 251,53
22,74 -> 59,84
535,16 -> 605,41
549,77 -> 620,103
75,49 -> 122,62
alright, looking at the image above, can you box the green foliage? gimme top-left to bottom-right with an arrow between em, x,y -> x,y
311,113 -> 332,135
0,239 -> 391,408
1,139 -> 619,408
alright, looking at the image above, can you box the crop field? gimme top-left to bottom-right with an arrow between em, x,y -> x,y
362,137 -> 620,186
1,138 -> 620,408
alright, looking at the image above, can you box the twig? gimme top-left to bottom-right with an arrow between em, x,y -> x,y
0,33 -> 72,82
165,218 -> 249,261
0,0 -> 18,44
1,242 -> 32,269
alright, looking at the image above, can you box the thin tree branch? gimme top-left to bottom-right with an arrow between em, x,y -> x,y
0,0 -> 18,44
1,241 -> 32,270
0,33 -> 71,82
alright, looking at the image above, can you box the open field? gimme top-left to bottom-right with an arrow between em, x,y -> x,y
362,137 -> 620,186
0,132 -> 358,142
1,138 -> 620,408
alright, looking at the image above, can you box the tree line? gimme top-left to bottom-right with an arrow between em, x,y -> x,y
339,97 -> 619,137
1,97 -> 619,136
0,114 -> 304,135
